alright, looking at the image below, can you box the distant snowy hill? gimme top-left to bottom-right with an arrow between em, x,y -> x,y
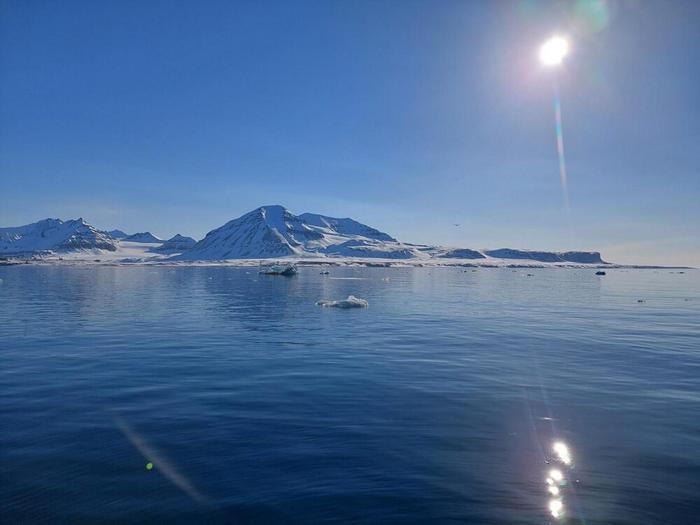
152,234 -> 196,253
123,232 -> 162,243
0,218 -> 117,254
483,249 -> 604,264
107,229 -> 129,239
438,248 -> 486,259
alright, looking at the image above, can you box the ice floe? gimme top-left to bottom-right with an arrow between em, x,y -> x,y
316,295 -> 369,308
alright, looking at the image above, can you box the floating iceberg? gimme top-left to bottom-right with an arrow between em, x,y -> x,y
259,263 -> 298,276
316,295 -> 369,308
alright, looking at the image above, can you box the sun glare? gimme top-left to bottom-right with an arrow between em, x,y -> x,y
539,36 -> 569,66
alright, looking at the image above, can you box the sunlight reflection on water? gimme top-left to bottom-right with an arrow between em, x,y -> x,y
546,440 -> 575,520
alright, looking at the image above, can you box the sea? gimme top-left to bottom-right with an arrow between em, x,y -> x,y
1,265 -> 698,524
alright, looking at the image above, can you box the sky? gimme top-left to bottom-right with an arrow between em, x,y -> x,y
1,0 -> 698,266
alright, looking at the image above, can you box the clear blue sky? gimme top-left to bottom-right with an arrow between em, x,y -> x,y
1,0 -> 698,265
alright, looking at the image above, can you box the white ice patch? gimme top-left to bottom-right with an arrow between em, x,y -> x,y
316,295 -> 369,308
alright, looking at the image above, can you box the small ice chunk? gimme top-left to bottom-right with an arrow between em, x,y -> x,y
316,295 -> 369,308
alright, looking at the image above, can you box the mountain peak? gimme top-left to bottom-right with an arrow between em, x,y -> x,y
256,204 -> 286,213
169,234 -> 193,242
152,234 -> 196,254
107,229 -> 129,239
123,232 -> 162,243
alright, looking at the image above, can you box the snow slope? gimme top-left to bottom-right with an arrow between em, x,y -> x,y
0,218 -> 118,254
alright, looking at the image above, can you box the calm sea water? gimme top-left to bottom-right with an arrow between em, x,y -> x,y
1,265 -> 698,524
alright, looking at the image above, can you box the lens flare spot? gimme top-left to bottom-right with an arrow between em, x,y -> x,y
575,0 -> 610,33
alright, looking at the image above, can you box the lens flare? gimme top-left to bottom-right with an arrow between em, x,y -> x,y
538,36 -> 573,219
553,84 -> 571,216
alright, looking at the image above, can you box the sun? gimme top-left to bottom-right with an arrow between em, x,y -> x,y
539,36 -> 569,67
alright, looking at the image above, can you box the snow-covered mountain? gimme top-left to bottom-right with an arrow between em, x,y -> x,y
0,207 -> 611,265
177,205 -> 414,260
107,229 -> 129,239
152,234 -> 197,253
175,205 -> 610,263
0,218 -> 118,254
123,232 -> 162,243
177,205 -> 326,259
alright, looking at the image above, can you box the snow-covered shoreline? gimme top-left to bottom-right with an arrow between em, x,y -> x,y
2,250 -> 691,270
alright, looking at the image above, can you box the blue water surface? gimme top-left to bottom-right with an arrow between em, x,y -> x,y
1,266 -> 698,524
